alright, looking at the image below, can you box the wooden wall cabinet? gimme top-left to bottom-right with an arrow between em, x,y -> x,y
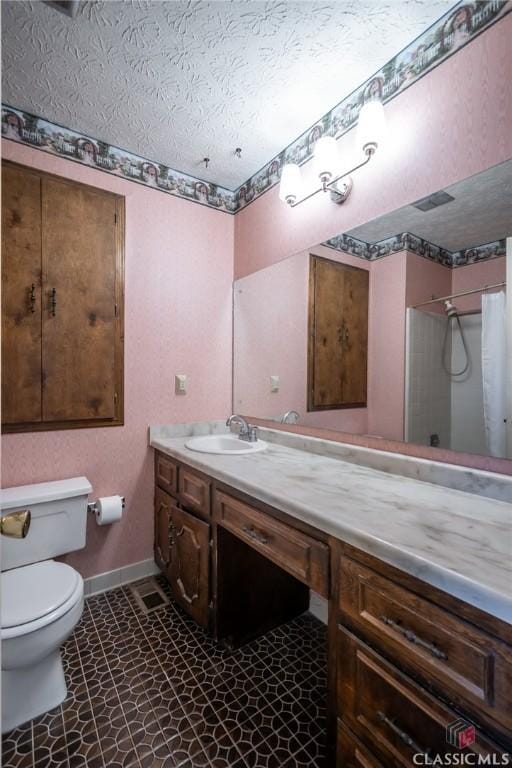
308,254 -> 369,411
1,161 -> 124,432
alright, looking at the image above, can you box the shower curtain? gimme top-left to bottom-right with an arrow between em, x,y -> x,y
482,291 -> 507,458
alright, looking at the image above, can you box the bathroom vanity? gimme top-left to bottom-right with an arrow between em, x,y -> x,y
151,425 -> 512,766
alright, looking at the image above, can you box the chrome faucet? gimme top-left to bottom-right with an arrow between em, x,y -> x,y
226,414 -> 259,443
281,410 -> 300,424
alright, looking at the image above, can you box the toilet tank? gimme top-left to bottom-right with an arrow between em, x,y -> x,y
1,477 -> 92,571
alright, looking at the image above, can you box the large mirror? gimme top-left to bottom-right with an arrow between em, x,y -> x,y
233,162 -> 511,459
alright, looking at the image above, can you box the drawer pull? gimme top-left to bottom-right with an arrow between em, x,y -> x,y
380,615 -> 448,661
377,711 -> 428,756
242,525 -> 268,545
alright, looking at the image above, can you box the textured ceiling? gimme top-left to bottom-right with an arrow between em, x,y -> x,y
347,161 -> 512,251
2,0 -> 454,189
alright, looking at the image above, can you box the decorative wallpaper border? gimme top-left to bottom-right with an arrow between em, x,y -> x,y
2,0 -> 510,214
1,106 -> 237,213
323,232 -> 506,268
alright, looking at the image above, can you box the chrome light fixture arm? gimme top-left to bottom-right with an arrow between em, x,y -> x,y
286,148 -> 374,208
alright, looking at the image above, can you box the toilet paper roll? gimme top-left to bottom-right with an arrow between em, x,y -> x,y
95,495 -> 123,526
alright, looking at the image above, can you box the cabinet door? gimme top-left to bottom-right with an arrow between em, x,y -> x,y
154,487 -> 172,574
1,164 -> 42,424
168,505 -> 210,628
308,255 -> 368,410
41,177 -> 120,422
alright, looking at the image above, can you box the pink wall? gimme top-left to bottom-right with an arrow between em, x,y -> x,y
234,15 -> 512,280
451,256 -> 506,312
404,254 -> 506,314
405,254 -> 452,312
1,140 -> 234,578
233,252 -> 309,421
367,253 -> 407,441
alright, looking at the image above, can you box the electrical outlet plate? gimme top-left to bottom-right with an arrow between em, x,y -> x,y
175,374 -> 187,394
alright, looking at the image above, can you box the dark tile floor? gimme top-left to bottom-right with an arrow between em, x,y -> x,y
2,577 -> 327,768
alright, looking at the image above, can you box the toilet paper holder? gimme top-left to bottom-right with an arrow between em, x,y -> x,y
87,496 -> 125,515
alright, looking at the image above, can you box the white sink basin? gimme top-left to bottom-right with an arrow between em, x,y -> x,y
185,434 -> 268,455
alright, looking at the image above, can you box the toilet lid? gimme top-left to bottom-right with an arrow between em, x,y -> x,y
1,560 -> 80,629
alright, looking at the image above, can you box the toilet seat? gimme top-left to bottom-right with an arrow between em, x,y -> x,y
1,561 -> 83,640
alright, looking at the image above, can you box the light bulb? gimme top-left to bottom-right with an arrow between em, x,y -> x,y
357,100 -> 386,155
313,136 -> 338,182
279,164 -> 301,205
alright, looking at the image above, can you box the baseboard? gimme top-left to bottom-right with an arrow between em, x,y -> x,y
309,591 -> 328,624
84,558 -> 160,597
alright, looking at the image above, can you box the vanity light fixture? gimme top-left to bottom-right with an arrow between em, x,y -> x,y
279,100 -> 386,208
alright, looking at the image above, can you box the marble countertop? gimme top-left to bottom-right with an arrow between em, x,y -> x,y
150,429 -> 512,625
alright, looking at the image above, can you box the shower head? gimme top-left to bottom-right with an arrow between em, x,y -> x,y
444,299 -> 458,317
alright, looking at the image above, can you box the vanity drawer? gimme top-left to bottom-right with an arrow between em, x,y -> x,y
338,555 -> 512,735
338,627 -> 506,766
179,466 -> 211,518
155,453 -> 178,495
214,491 -> 329,597
337,721 -> 384,767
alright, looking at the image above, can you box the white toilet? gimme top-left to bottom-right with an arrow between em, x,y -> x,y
1,476 -> 92,734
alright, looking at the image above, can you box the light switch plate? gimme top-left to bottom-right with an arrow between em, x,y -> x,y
270,375 -> 280,393
175,374 -> 187,394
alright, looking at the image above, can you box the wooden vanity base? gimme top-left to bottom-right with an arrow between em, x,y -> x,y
154,451 -> 512,766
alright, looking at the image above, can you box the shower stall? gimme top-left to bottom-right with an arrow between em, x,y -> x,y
405,281 -> 508,458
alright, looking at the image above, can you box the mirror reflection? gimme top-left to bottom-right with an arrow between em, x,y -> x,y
233,162 -> 511,459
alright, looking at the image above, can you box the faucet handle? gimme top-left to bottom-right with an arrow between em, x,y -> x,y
248,425 -> 259,442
